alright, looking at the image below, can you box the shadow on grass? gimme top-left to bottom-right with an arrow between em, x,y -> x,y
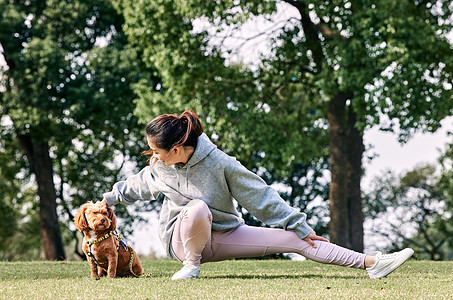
0,272 -> 173,281
202,274 -> 361,280
0,271 -> 361,281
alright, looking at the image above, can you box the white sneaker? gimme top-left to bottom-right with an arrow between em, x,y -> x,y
366,248 -> 414,279
171,263 -> 200,280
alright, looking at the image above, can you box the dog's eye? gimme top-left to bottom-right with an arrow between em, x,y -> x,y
103,212 -> 108,215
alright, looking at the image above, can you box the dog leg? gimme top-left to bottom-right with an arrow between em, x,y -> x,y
98,268 -> 106,277
88,258 -> 100,280
106,255 -> 118,278
132,256 -> 144,276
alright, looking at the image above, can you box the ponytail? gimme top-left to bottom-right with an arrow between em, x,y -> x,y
145,110 -> 204,152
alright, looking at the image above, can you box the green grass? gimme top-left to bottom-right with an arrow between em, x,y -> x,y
0,259 -> 452,299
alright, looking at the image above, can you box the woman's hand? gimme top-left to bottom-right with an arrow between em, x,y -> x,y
303,230 -> 330,248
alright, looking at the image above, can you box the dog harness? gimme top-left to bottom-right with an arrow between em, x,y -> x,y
85,230 -> 140,277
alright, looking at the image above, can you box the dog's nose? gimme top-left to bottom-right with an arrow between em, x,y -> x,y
100,218 -> 105,224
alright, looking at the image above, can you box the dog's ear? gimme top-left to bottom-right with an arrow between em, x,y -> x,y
73,203 -> 90,232
107,205 -> 117,232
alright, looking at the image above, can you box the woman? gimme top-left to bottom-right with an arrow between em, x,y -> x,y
103,110 -> 413,280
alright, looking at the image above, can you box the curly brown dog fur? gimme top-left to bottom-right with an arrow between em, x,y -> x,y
74,199 -> 143,279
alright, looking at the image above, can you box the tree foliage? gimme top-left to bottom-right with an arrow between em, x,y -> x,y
438,137 -> 453,255
0,0 -> 157,259
111,0 -> 329,170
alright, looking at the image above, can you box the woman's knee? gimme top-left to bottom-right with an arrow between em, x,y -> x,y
181,199 -> 212,225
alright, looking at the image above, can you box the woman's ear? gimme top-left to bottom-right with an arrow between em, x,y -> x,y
173,145 -> 182,156
73,203 -> 89,232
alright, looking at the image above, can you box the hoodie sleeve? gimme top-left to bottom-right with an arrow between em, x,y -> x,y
103,166 -> 159,207
224,156 -> 313,239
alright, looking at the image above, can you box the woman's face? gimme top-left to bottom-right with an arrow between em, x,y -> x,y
147,136 -> 177,166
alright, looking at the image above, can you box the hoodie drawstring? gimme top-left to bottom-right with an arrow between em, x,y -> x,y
185,164 -> 191,190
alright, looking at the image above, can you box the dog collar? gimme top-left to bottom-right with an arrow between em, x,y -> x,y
86,231 -> 113,247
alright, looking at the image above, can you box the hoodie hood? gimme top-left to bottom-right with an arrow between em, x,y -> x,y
173,133 -> 217,190
179,133 -> 217,168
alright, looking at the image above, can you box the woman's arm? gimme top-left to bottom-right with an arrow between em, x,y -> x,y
224,156 -> 314,240
103,166 -> 159,206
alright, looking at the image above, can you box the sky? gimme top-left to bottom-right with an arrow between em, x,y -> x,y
363,116 -> 453,189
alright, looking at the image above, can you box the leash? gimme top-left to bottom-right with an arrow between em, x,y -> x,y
128,247 -> 152,278
85,231 -> 151,278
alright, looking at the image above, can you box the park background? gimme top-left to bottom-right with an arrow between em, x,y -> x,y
1,0 -> 452,263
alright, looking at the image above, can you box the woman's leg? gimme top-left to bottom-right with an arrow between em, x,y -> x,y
200,225 -> 366,269
171,202 -> 365,268
171,208 -> 412,280
171,199 -> 212,267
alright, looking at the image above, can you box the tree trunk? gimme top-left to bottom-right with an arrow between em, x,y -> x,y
328,93 -> 364,252
17,134 -> 66,260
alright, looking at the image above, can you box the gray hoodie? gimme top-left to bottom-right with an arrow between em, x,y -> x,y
103,133 -> 313,258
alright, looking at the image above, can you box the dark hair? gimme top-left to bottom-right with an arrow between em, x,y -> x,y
145,110 -> 204,151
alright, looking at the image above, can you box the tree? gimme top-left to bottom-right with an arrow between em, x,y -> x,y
438,138 -> 453,258
363,164 -> 453,260
0,0 -> 156,260
113,0 -> 453,251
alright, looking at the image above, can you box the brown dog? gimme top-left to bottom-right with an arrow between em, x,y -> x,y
74,199 -> 143,279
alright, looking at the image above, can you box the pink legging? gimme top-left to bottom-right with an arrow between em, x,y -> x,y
171,200 -> 366,269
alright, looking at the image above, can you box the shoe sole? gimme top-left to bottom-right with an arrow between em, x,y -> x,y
171,269 -> 200,280
370,248 -> 414,279
171,275 -> 199,280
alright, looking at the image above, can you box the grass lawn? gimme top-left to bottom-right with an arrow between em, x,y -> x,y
0,259 -> 452,299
